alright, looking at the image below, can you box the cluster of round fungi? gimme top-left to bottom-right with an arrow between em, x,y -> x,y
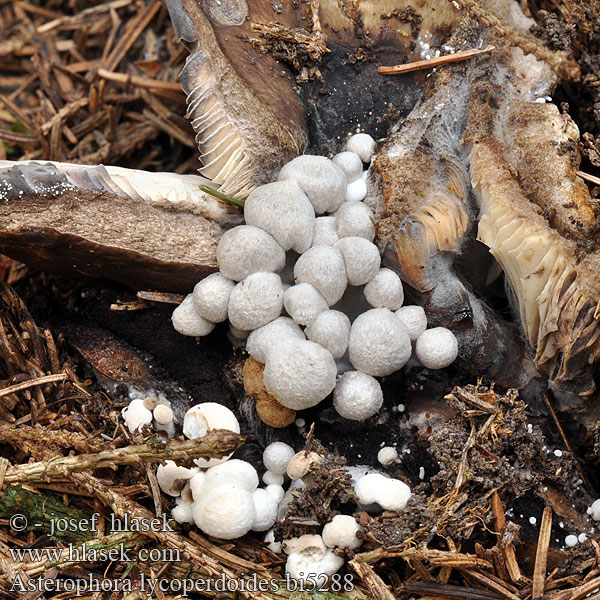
172,133 -> 459,422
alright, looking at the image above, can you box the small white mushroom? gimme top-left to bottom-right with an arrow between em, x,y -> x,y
334,237 -> 381,286
334,201 -> 375,241
192,484 -> 256,539
305,310 -> 351,359
251,488 -> 279,531
285,534 -> 344,582
227,272 -> 284,331
322,515 -> 362,549
262,470 -> 285,486
377,447 -> 398,466
203,459 -> 259,492
278,155 -> 346,214
293,245 -> 347,306
284,283 -> 328,326
121,398 -> 153,433
156,460 -> 197,496
344,177 -> 367,202
345,133 -> 375,162
192,273 -> 235,322
348,309 -> 412,376
264,529 -> 282,553
182,402 -> 240,467
263,441 -> 296,475
415,327 -> 458,369
172,483 -> 194,524
364,268 -> 404,310
263,339 -> 337,410
287,451 -> 322,480
333,371 -> 383,421
153,404 -> 175,437
587,499 -> 600,521
244,181 -> 315,253
354,473 -> 411,512
172,295 -> 215,337
332,151 -> 363,183
265,484 -> 285,504
215,225 -> 286,282
395,305 -> 428,341
311,216 -> 339,247
246,316 -> 305,364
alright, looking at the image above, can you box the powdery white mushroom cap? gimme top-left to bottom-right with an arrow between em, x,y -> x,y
265,484 -> 285,504
215,226 -> 285,282
333,371 -> 383,421
192,273 -> 235,322
262,471 -> 285,486
227,272 -> 284,331
284,283 -> 328,326
264,529 -> 282,553
345,132 -> 375,162
334,201 -> 375,241
244,181 -> 315,253
285,534 -> 345,582
311,216 -> 339,247
278,155 -> 346,214
377,447 -> 398,466
305,310 -> 351,359
246,316 -> 305,364
588,499 -> 600,521
192,484 -> 256,539
172,295 -> 215,337
263,441 -> 296,475
183,402 -> 240,467
293,246 -> 347,306
415,327 -> 458,369
172,494 -> 194,524
251,488 -> 279,531
334,237 -> 381,286
263,340 -> 337,410
364,268 -> 404,310
189,471 -> 206,501
203,459 -> 259,492
348,309 -> 412,376
345,177 -> 367,202
332,151 -> 363,183
156,461 -> 197,497
354,473 -> 411,512
322,515 -> 362,549
122,399 -> 153,433
395,305 -> 427,341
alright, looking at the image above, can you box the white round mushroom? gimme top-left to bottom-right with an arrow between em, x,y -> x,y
285,534 -> 344,583
244,181 -> 315,253
345,177 -> 367,202
262,471 -> 285,486
415,327 -> 458,369
322,515 -> 362,549
293,245 -> 347,306
588,499 -> 600,521
345,133 -> 375,163
153,404 -> 175,437
354,473 -> 411,512
263,441 -> 296,475
227,272 -> 284,331
122,398 -> 153,433
334,237 -> 381,286
305,310 -> 351,359
334,201 -> 375,241
265,484 -> 285,504
215,226 -> 285,282
203,459 -> 259,492
348,309 -> 412,376
332,151 -> 363,183
251,488 -> 279,531
172,483 -> 194,524
278,155 -> 346,214
263,339 -> 337,410
311,216 -> 339,247
246,316 -> 305,364
395,305 -> 428,341
156,461 -> 197,497
284,283 -> 328,326
364,268 -> 404,310
189,470 -> 206,501
182,402 -> 240,467
333,371 -> 383,421
192,484 -> 256,539
172,295 -> 215,337
192,274 -> 235,323
377,447 -> 398,466
264,529 -> 282,553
